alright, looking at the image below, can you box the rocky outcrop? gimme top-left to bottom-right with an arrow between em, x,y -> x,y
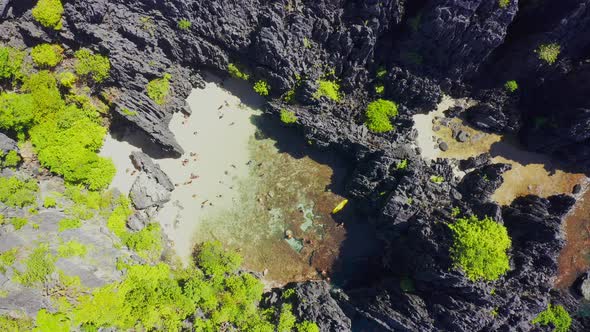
0,132 -> 18,154
129,151 -> 174,210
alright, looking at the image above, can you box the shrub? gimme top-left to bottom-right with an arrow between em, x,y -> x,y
0,46 -> 25,82
375,84 -> 384,94
58,71 -> 77,88
106,195 -> 133,238
32,0 -> 63,30
58,218 -> 82,232
43,196 -> 57,208
58,240 -> 88,258
177,19 -> 192,30
396,159 -> 408,170
23,71 -> 65,120
365,99 -> 398,133
0,176 -> 39,207
280,109 -> 297,124
498,0 -> 510,8
34,309 -> 70,332
227,63 -> 250,80
504,80 -> 518,93
125,223 -> 163,260
0,92 -> 36,134
195,241 -> 242,278
2,150 -> 21,167
17,244 -> 56,286
31,44 -> 64,68
0,248 -> 18,273
449,215 -> 511,281
430,175 -> 444,184
0,315 -> 33,331
313,79 -> 341,102
253,80 -> 270,96
376,67 -> 387,78
297,321 -> 320,332
532,304 -> 572,332
278,304 -> 297,332
11,217 -> 28,230
536,43 -> 561,65
146,73 -> 171,105
74,49 -> 111,83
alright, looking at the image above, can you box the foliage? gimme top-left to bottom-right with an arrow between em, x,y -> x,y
2,150 -> 21,167
32,0 -> 63,30
0,315 -> 34,331
124,223 -> 163,260
313,79 -> 341,102
365,99 -> 398,133
0,176 -> 39,207
121,108 -> 137,116
504,80 -> 518,92
297,321 -> 321,332
31,44 -> 64,68
227,63 -> 250,80
11,217 -> 28,230
396,159 -> 408,170
58,240 -> 88,258
0,92 -> 36,134
0,46 -> 25,82
375,84 -> 384,94
536,43 -> 561,65
449,215 -> 511,281
17,244 -> 56,286
177,19 -> 192,30
23,71 -> 66,119
280,109 -> 297,124
451,206 -> 461,217
58,218 -> 82,232
282,288 -> 296,299
74,49 -> 111,83
278,304 -> 297,332
34,309 -> 70,332
498,0 -> 510,8
146,73 -> 172,105
253,80 -> 270,96
106,195 -> 133,238
0,248 -> 18,273
376,67 -> 387,78
195,241 -> 242,278
430,175 -> 444,184
532,304 -> 572,332
58,71 -> 77,88
43,196 -> 57,208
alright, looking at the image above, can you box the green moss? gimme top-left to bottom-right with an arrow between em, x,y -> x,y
0,248 -> 18,273
0,176 -> 39,207
451,206 -> 461,217
313,79 -> 341,102
2,150 -> 22,167
58,71 -> 77,89
147,73 -> 172,105
396,159 -> 408,170
32,0 -> 64,30
124,223 -> 163,260
0,315 -> 34,331
34,309 -> 70,332
58,240 -> 88,258
11,217 -> 28,230
17,244 -> 56,286
536,43 -> 561,65
498,0 -> 510,8
0,46 -> 25,83
532,304 -> 572,332
376,67 -> 387,78
74,49 -> 111,83
282,288 -> 296,299
280,109 -> 297,124
106,195 -> 133,238
374,84 -> 385,94
31,44 -> 64,68
43,196 -> 57,208
504,80 -> 518,93
58,218 -> 82,232
365,99 -> 398,133
253,80 -> 270,96
449,215 -> 511,281
227,63 -> 250,80
177,19 -> 192,30
430,175 -> 444,184
278,304 -> 297,332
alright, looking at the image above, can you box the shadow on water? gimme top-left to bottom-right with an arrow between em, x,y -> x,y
252,112 -> 382,289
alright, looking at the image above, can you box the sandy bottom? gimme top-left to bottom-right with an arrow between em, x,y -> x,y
101,78 -> 351,285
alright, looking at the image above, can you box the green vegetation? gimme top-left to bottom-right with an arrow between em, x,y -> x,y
499,0 -> 510,8
0,92 -> 36,135
17,244 -> 56,286
532,304 -> 572,332
124,223 -> 163,260
253,80 -> 270,96
147,73 -> 172,105
278,304 -> 297,331
313,79 -> 341,102
35,309 -> 70,332
451,206 -> 461,217
0,248 -> 18,273
430,175 -> 444,184
376,67 -> 387,78
32,0 -> 64,30
11,217 -> 28,230
31,44 -> 64,68
396,159 -> 408,170
375,84 -> 385,94
280,109 -> 297,124
121,108 -> 137,116
0,46 -> 25,83
177,19 -> 192,30
74,49 -> 111,83
1,150 -> 21,167
365,99 -> 398,133
0,315 -> 33,331
504,80 -> 518,93
449,215 -> 511,281
536,43 -> 561,65
0,176 -> 38,207
43,196 -> 57,208
58,218 -> 82,232
58,71 -> 77,88
58,240 -> 88,258
106,195 -> 133,238
227,63 -> 250,80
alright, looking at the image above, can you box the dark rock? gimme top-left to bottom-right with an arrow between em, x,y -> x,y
456,130 -> 469,143
459,153 -> 491,171
444,106 -> 464,118
573,184 -> 582,195
438,141 -> 448,151
458,163 -> 511,204
465,103 -> 507,133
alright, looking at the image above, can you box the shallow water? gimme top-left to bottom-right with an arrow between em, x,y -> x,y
101,77 -> 365,286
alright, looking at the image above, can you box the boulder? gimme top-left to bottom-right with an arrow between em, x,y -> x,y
0,132 -> 18,154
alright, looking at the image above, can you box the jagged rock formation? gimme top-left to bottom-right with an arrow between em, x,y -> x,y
2,0 -> 590,330
0,132 -> 18,154
129,151 -> 174,210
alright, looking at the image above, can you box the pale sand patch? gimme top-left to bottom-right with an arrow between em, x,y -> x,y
100,135 -> 140,194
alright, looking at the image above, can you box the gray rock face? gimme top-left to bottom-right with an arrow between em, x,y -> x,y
129,151 -> 174,210
0,132 -> 18,154
130,151 -> 174,191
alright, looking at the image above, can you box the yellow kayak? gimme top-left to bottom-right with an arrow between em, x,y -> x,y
332,199 -> 349,214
